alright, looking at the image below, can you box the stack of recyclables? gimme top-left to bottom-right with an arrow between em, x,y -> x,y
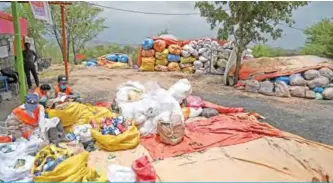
139,36 -> 233,74
105,54 -> 129,63
243,67 -> 333,100
84,59 -> 98,67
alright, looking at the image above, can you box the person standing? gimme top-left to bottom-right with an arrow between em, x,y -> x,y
23,43 -> 39,89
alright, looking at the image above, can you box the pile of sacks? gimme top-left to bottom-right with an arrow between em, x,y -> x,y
96,53 -> 130,69
183,38 -> 233,75
243,67 -> 333,100
114,79 -> 244,145
140,38 -> 183,72
139,37 -> 233,74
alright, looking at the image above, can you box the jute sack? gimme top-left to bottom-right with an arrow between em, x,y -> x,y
157,119 -> 185,146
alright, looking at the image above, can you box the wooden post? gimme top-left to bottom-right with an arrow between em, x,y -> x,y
60,5 -> 69,81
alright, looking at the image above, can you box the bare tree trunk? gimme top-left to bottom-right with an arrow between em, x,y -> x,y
234,48 -> 243,85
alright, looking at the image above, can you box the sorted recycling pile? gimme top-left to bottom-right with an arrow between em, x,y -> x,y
139,36 -> 233,74
2,78 -> 333,182
241,67 -> 333,100
82,53 -> 130,69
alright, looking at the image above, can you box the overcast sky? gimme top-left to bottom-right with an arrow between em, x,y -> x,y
94,1 -> 333,49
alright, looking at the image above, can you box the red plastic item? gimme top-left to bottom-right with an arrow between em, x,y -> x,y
95,101 -> 113,108
202,101 -> 245,114
140,114 -> 283,160
117,124 -> 126,133
132,156 -> 156,182
185,95 -> 204,109
0,136 -> 12,143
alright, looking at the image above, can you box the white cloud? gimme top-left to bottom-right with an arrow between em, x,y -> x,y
93,1 -> 333,49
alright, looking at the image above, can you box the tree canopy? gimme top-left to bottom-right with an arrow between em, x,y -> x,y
300,19 -> 333,58
195,1 -> 308,84
48,2 -> 107,64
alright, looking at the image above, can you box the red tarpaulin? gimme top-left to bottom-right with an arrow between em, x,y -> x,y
140,114 -> 283,160
0,11 -> 28,36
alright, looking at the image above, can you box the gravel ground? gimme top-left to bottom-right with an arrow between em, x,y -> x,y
196,92 -> 333,145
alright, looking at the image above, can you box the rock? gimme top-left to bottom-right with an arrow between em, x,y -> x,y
304,69 -> 320,80
305,90 -> 316,99
306,76 -> 329,88
322,88 -> 333,100
245,80 -> 260,93
289,86 -> 308,98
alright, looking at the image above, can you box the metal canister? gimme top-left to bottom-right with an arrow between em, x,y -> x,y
113,127 -> 121,136
117,124 -> 126,133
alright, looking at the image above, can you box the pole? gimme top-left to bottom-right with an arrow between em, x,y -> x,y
60,5 -> 69,81
11,1 -> 27,102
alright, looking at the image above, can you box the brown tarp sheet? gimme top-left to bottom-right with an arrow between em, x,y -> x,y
228,55 -> 333,81
89,134 -> 333,182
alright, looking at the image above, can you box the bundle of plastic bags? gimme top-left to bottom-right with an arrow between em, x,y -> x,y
168,62 -> 180,72
105,54 -> 118,62
140,57 -> 155,72
117,55 -> 129,63
117,81 -> 185,136
142,39 -> 154,50
0,142 -> 35,182
142,49 -> 155,57
155,49 -> 169,60
168,44 -> 181,55
155,65 -> 168,72
33,149 -> 107,182
91,122 -> 140,151
155,58 -> 168,66
167,54 -> 181,62
180,56 -> 196,64
153,39 -> 167,52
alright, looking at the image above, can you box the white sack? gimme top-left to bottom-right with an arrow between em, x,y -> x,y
168,79 -> 192,104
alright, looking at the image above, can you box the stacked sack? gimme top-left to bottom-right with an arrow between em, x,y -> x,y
103,53 -> 130,69
167,44 -> 181,72
140,39 -> 155,72
182,38 -> 233,75
243,67 -> 333,100
154,40 -> 169,72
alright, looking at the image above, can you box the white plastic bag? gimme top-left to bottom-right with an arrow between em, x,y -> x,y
73,124 -> 93,143
199,56 -> 209,63
168,79 -> 192,104
189,107 -> 203,118
0,154 -> 34,182
115,81 -> 145,105
107,164 -> 136,182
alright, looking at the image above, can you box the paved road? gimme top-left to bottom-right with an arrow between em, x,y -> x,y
197,92 -> 333,145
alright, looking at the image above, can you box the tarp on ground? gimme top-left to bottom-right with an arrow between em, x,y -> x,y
140,114 -> 282,160
228,55 -> 333,81
88,120 -> 333,182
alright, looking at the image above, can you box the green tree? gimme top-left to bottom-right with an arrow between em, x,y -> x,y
48,2 -> 107,64
300,19 -> 333,58
195,1 -> 308,84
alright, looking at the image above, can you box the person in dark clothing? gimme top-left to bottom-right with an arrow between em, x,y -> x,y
23,43 -> 39,89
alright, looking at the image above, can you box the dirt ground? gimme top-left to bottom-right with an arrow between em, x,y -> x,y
1,64 -> 333,145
